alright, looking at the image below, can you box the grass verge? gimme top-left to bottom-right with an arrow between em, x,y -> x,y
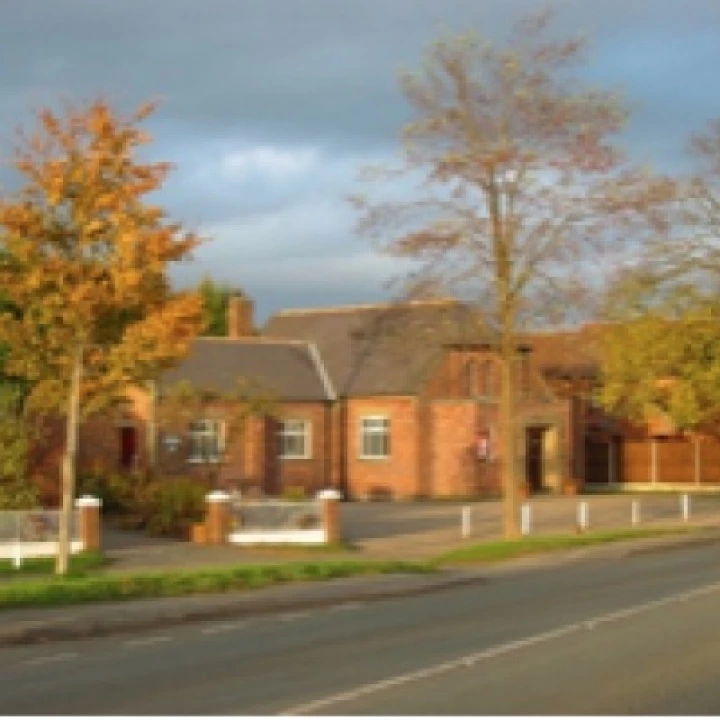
0,551 -> 107,579
434,527 -> 694,565
0,559 -> 433,609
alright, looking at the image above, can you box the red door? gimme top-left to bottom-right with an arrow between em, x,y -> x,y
119,426 -> 137,470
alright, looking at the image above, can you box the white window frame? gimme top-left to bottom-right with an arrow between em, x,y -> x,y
188,419 -> 225,463
359,416 -> 391,460
279,419 -> 312,460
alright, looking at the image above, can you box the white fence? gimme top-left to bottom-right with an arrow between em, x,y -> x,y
228,499 -> 326,545
0,509 -> 83,562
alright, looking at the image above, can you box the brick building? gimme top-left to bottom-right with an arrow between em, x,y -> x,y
42,295 -> 720,501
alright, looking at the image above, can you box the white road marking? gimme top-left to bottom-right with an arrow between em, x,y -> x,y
201,621 -> 251,635
279,580 -> 720,716
329,602 -> 366,612
24,652 -> 77,666
275,611 -> 311,622
123,635 -> 172,648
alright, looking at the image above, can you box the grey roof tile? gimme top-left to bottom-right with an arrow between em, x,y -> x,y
159,338 -> 330,402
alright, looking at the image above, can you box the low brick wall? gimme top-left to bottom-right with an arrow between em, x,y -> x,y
196,489 -> 342,546
0,495 -> 102,561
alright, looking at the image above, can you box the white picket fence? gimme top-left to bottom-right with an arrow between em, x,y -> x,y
0,509 -> 83,563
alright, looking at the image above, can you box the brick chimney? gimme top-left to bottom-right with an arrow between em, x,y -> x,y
227,292 -> 255,338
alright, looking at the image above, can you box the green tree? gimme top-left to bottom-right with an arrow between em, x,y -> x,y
0,385 -> 39,509
600,117 -> 720,433
197,276 -> 231,336
0,100 -> 204,574
354,10 -> 628,537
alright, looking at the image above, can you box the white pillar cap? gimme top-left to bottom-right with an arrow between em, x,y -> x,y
316,489 -> 342,501
206,490 -> 231,503
75,495 -> 102,508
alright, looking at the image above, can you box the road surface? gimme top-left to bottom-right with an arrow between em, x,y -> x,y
2,540 -> 720,714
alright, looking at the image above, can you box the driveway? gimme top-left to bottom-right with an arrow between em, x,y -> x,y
100,492 -> 720,570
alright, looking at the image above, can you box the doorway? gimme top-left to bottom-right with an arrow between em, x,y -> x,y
526,426 -> 546,492
119,426 -> 138,471
525,425 -> 561,493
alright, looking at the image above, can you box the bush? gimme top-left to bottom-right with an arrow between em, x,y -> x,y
281,485 -> 308,501
77,472 -> 205,538
77,471 -> 151,515
0,478 -> 39,510
142,476 -> 206,538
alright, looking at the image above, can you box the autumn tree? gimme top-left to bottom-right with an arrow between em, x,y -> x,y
354,10 -> 628,537
0,100 -> 204,574
599,117 -> 720,432
156,378 -> 276,488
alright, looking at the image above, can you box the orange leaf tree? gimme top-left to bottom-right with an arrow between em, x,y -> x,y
354,10 -> 629,537
0,100 -> 204,574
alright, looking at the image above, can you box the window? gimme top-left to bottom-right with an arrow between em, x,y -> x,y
188,419 -> 224,463
360,416 -> 390,459
279,419 -> 311,459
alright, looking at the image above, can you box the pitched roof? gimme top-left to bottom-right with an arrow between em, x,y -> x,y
263,300 -> 489,396
159,338 -> 334,402
521,325 -> 605,379
264,299 -> 611,396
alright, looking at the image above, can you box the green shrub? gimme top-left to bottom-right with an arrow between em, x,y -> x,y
142,476 -> 206,538
0,477 -> 39,509
78,472 -> 205,538
77,471 -> 151,515
281,485 -> 308,501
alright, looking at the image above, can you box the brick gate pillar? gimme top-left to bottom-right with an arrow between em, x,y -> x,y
317,489 -> 343,544
75,495 -> 102,552
205,490 -> 232,545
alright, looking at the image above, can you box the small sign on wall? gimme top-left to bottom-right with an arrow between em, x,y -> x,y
162,433 -> 182,453
475,430 -> 493,461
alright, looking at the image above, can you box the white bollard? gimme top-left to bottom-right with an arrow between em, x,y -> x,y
521,503 -> 532,536
631,500 -> 641,526
681,493 -> 691,522
577,501 -> 589,532
461,506 -> 472,538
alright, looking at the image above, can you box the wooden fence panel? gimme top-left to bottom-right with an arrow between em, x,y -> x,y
622,441 -> 651,483
657,439 -> 695,484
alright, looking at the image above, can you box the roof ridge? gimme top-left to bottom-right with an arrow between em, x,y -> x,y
195,336 -> 309,346
272,298 -> 459,316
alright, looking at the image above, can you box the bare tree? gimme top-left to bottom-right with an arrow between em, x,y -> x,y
354,10 -> 628,537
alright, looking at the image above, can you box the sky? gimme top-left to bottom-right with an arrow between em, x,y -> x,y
1,0 -> 719,323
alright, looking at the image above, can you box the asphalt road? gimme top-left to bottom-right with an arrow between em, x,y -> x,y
3,541 -> 720,715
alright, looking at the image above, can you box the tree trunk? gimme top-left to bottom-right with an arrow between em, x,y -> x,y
500,336 -> 521,539
146,378 -> 157,473
55,347 -> 82,576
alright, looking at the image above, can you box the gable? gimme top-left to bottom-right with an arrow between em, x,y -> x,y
263,300 -> 489,396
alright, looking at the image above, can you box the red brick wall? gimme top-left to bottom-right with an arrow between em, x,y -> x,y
346,396 -> 419,499
70,390 -> 331,498
272,402 -> 331,495
429,401 -> 477,496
